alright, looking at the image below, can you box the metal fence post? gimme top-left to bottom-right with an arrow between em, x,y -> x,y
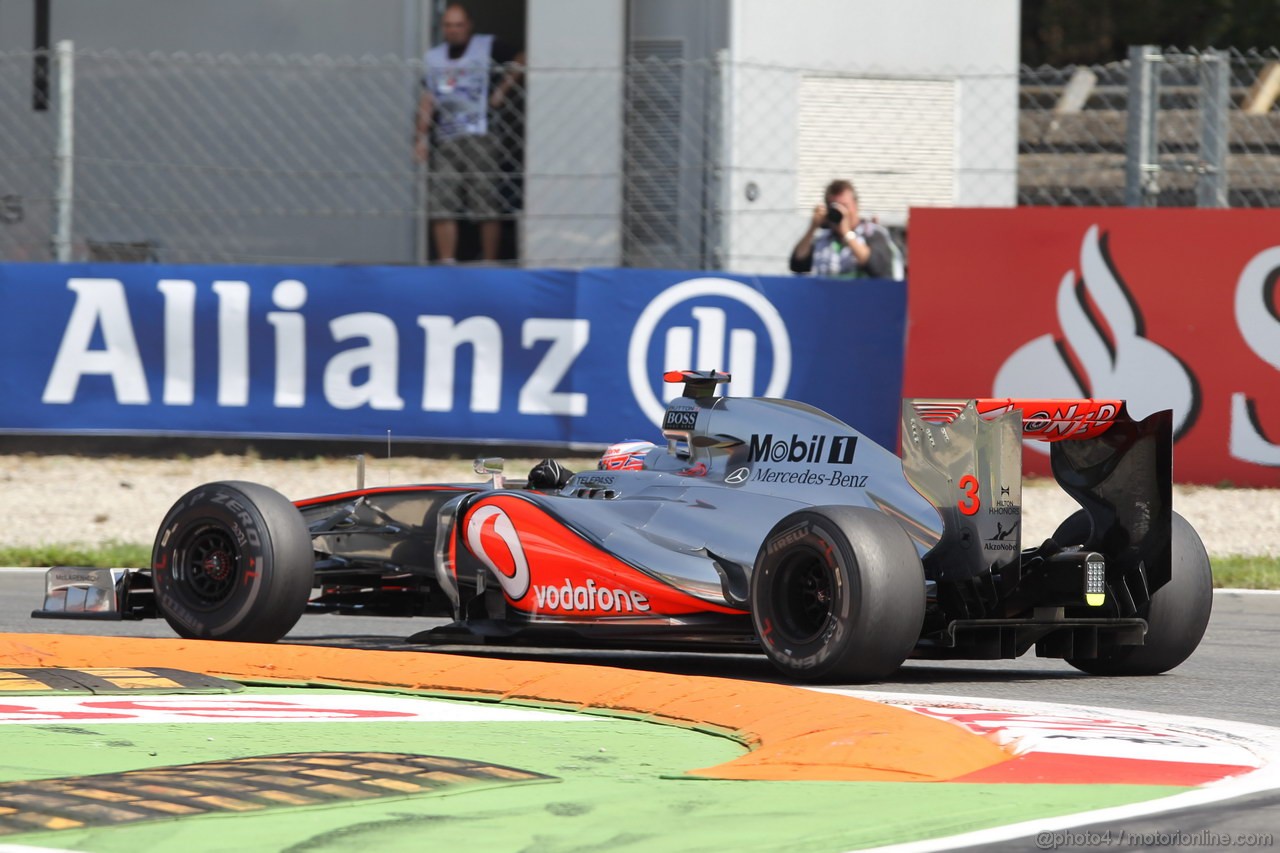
708,48 -> 732,271
1125,44 -> 1161,207
1197,48 -> 1230,207
53,39 -> 74,261
404,0 -> 428,265
413,92 -> 429,266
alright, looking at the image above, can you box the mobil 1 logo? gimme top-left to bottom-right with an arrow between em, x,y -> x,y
744,432 -> 868,489
748,433 -> 857,465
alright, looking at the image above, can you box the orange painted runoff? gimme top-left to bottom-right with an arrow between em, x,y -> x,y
0,634 -> 1011,782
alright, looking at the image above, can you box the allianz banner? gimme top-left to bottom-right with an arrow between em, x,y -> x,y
905,208 -> 1280,486
0,264 -> 907,448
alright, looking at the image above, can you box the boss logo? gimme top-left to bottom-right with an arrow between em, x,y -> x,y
663,409 -> 698,430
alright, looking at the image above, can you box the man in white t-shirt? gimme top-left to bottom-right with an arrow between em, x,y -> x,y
415,3 -> 523,263
789,179 -> 904,280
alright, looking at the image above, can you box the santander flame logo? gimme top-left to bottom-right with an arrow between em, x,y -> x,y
465,505 -> 530,600
994,225 -> 1200,446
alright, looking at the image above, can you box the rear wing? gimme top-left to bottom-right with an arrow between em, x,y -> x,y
912,398 -> 1124,442
901,398 -> 1173,608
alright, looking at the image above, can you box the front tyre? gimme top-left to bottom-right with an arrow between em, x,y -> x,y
152,481 -> 314,642
1066,511 -> 1213,676
750,506 -> 925,683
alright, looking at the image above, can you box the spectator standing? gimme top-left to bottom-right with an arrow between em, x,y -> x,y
790,179 -> 904,280
415,3 -> 524,263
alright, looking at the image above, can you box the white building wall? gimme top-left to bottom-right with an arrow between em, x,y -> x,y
726,0 -> 1019,273
523,0 -> 626,267
729,0 -> 1018,71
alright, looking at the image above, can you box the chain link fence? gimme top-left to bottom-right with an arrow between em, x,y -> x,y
0,48 -> 428,265
2,45 -> 1279,269
1019,46 -> 1280,208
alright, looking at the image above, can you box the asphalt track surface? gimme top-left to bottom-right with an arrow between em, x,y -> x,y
6,573 -> 1274,727
3,569 -> 1279,850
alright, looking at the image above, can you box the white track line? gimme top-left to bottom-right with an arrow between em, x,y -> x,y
828,691 -> 1280,853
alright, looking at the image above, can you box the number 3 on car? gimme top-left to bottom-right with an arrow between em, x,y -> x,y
957,474 -> 980,515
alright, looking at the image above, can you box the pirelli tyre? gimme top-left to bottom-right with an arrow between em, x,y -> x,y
750,506 -> 925,683
1059,511 -> 1213,676
152,481 -> 314,643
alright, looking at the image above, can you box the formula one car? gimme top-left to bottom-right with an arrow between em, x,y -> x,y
35,370 -> 1213,682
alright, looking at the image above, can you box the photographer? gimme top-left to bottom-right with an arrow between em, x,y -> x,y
789,179 -> 903,279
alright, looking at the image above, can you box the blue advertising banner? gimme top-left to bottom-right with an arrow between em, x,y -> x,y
0,264 -> 907,448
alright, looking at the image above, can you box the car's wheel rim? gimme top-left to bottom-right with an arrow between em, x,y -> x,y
774,548 -> 835,645
179,525 -> 240,607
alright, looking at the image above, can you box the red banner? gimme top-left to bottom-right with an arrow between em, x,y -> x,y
904,208 -> 1280,486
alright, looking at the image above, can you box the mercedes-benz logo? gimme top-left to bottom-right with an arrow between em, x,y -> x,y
725,466 -> 750,485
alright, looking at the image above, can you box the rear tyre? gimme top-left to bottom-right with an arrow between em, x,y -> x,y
152,481 -> 314,642
750,506 -> 925,683
1063,511 -> 1213,676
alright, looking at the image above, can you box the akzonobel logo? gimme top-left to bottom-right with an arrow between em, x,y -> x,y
994,225 -> 1200,449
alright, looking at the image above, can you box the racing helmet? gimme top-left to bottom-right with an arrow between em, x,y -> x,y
598,439 -> 657,471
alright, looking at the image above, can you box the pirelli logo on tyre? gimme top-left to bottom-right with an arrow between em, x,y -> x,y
765,522 -> 810,555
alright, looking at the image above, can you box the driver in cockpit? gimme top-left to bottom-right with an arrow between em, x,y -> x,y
525,439 -> 657,490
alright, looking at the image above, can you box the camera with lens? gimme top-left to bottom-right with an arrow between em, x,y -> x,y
823,203 -> 844,229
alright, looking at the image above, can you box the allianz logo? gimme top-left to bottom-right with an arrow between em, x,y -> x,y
41,278 -> 590,416
42,276 -> 792,426
628,278 -> 793,427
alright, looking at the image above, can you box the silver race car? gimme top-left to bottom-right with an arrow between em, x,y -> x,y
36,370 -> 1212,682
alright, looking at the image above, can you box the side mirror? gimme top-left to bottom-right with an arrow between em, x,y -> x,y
474,457 -> 505,489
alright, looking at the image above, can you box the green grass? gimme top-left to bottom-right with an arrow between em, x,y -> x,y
1210,555 -> 1280,589
2,546 -> 1278,589
0,541 -> 150,569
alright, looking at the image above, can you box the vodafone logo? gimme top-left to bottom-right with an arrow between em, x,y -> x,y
627,278 -> 792,426
465,505 -> 530,600
994,225 -> 1200,449
463,503 -> 652,615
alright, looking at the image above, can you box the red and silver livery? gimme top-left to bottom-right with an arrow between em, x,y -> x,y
35,371 -> 1212,684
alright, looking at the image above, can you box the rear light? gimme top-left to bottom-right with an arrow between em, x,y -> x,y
1085,556 -> 1107,607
